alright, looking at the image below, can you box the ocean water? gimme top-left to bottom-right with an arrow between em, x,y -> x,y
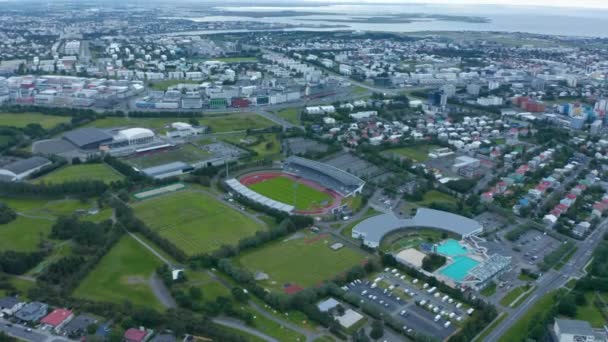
184,3 -> 608,38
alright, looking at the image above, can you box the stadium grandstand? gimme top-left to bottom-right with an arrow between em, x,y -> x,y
283,156 -> 365,197
225,178 -> 295,213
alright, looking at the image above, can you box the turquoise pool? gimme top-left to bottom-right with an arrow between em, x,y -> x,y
436,239 -> 469,257
439,256 -> 480,282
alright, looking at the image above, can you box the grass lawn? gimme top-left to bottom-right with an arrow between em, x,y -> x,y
87,113 -> 274,134
499,291 -> 557,342
247,176 -> 332,210
574,292 -> 606,328
380,228 -> 448,253
0,216 -> 53,252
34,163 -> 124,184
132,190 -> 265,256
555,246 -> 578,270
73,236 -> 164,310
124,144 -> 212,169
0,112 -> 70,129
416,190 -> 458,207
385,144 -> 439,162
214,325 -> 266,342
276,108 -> 300,125
236,231 -> 365,292
85,116 -> 180,132
518,273 -> 537,282
200,113 -> 275,133
0,197 -> 104,220
238,305 -> 306,341
499,286 -> 529,307
0,276 -> 36,298
220,133 -> 281,160
480,282 -> 497,297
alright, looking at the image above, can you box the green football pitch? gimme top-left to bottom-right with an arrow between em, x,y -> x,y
247,176 -> 333,210
132,190 -> 265,255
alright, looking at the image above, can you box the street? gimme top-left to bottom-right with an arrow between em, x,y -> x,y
482,218 -> 608,342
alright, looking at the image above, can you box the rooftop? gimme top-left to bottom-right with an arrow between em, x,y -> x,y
353,208 -> 483,247
41,308 -> 73,327
1,156 -> 50,175
555,318 -> 595,336
63,127 -> 113,148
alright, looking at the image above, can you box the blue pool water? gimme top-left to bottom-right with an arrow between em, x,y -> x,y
440,256 -> 480,282
436,239 -> 469,257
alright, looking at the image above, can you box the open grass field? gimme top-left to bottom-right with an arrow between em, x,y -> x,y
220,133 -> 281,160
73,236 -> 164,310
276,108 -> 300,125
0,276 -> 35,299
0,197 -> 107,220
0,216 -> 53,252
417,190 -> 458,206
498,291 -> 558,342
86,113 -> 274,134
84,117 -> 178,132
125,144 -> 213,169
574,292 -> 607,328
247,176 -> 332,210
199,113 -> 275,133
132,190 -> 265,255
0,112 -> 71,129
34,163 -> 124,184
385,144 -> 439,162
236,231 -> 365,292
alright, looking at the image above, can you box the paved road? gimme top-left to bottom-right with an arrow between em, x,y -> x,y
213,317 -> 279,342
127,232 -> 172,266
0,318 -> 71,342
483,219 -> 608,342
150,273 -> 177,309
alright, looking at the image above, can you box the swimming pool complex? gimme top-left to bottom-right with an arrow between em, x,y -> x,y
436,239 -> 469,257
439,256 -> 480,282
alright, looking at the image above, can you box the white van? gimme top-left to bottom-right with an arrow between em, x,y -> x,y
444,321 -> 451,328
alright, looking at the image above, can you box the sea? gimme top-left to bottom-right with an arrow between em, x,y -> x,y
180,3 -> 608,38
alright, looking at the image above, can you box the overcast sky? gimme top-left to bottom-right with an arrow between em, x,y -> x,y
300,0 -> 608,10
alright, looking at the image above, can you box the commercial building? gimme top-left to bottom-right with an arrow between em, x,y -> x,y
14,302 -> 48,323
63,127 -> 114,150
0,156 -> 52,182
553,319 -> 606,342
352,208 -> 483,249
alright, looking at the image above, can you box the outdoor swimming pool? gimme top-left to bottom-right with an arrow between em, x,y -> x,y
439,256 -> 480,282
436,239 -> 469,257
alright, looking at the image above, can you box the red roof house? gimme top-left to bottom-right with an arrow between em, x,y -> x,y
41,308 -> 73,331
124,328 -> 151,342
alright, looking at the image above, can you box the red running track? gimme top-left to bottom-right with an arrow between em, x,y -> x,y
238,171 -> 342,215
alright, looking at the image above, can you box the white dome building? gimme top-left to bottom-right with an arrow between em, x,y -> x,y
116,128 -> 154,146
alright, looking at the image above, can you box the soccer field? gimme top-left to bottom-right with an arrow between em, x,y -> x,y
247,176 -> 333,210
34,163 -> 124,184
237,232 -> 365,292
132,190 -> 265,255
0,112 -> 71,129
73,236 -> 164,310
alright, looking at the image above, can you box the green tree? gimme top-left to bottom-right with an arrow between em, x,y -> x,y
370,319 -> 384,340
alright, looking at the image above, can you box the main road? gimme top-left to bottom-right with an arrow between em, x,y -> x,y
482,218 -> 607,342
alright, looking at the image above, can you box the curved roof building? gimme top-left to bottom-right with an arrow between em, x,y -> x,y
352,208 -> 483,248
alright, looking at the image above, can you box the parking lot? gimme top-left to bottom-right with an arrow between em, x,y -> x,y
344,270 -> 467,340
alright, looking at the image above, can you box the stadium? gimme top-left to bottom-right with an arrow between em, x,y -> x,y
226,156 -> 366,215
